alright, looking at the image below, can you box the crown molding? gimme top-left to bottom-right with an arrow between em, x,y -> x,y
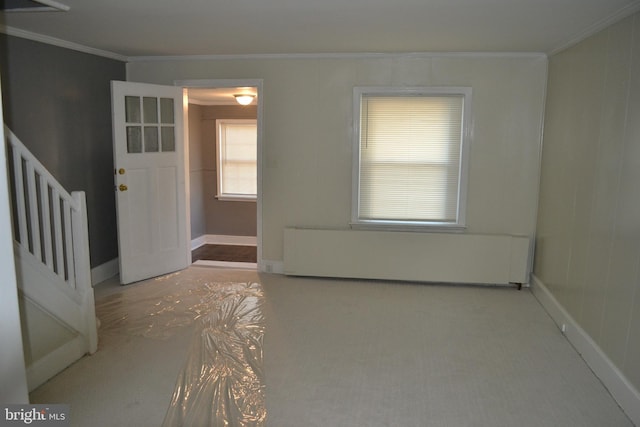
0,25 -> 127,62
128,51 -> 547,63
3,0 -> 70,12
549,1 -> 640,56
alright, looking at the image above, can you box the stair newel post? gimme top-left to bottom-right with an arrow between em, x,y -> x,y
71,191 -> 98,354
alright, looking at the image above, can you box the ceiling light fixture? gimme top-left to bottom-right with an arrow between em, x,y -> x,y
234,94 -> 255,106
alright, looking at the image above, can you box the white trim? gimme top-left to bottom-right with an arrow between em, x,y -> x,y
528,58 -> 550,277
0,25 -> 127,62
549,2 -> 640,56
258,260 -> 284,275
130,52 -> 547,62
191,234 -> 257,250
215,118 -> 258,201
193,260 -> 257,270
176,78 -> 263,88
206,234 -> 257,246
530,274 -> 640,426
90,258 -> 119,286
191,235 -> 207,250
178,79 -> 264,275
4,0 -> 71,12
26,335 -> 86,392
3,7 -> 63,12
183,89 -> 193,273
215,195 -> 257,202
351,86 -> 472,230
30,0 -> 70,11
0,90 -> 29,403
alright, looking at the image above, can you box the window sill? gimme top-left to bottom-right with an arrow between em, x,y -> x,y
350,221 -> 466,233
215,195 -> 257,202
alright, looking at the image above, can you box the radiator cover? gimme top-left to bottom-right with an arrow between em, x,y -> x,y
283,228 -> 530,285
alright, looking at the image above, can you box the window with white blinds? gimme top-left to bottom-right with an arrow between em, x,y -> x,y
216,119 -> 257,201
353,88 -> 471,228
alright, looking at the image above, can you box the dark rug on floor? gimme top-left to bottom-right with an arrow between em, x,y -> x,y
192,244 -> 257,263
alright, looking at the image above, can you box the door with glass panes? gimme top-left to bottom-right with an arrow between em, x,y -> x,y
111,81 -> 189,284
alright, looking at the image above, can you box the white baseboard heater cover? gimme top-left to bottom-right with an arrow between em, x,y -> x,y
284,228 -> 530,285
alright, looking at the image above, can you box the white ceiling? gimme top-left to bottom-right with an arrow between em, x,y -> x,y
187,87 -> 258,106
1,0 -> 639,58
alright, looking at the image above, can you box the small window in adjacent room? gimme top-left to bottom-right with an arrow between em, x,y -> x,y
216,119 -> 257,201
352,87 -> 472,230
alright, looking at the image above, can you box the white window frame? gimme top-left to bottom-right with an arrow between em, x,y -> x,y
351,86 -> 472,231
216,119 -> 257,202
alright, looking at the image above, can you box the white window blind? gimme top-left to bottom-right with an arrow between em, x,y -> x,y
355,89 -> 470,227
217,119 -> 257,200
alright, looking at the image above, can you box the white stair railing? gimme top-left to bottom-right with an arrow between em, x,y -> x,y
4,125 -> 97,355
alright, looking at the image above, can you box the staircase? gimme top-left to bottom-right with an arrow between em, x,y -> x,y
4,125 -> 97,391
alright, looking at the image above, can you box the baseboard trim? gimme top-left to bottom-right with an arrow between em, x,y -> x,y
26,335 -> 87,392
191,235 -> 207,250
191,234 -> 257,250
259,260 -> 284,274
90,258 -> 119,286
530,274 -> 640,425
193,260 -> 258,270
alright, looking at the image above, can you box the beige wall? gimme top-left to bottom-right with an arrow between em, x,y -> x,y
128,54 -> 547,263
201,105 -> 258,237
534,13 -> 640,391
189,104 -> 258,239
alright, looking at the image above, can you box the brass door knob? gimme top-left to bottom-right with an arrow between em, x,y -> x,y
119,184 -> 128,192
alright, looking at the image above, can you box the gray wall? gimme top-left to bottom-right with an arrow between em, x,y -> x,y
195,104 -> 257,238
534,12 -> 640,391
0,34 -> 126,268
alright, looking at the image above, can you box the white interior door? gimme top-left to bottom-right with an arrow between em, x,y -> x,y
111,81 -> 189,284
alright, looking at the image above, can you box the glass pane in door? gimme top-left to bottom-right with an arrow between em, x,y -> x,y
125,96 -> 141,123
161,127 -> 175,152
144,127 -> 159,152
127,126 -> 142,153
143,97 -> 158,123
160,98 -> 174,124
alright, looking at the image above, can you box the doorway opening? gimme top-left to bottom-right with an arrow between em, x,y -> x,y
180,80 -> 263,270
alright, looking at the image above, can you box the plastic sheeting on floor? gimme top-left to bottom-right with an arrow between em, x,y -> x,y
94,268 -> 266,426
162,281 -> 266,426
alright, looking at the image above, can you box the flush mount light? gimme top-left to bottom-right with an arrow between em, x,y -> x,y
234,95 -> 255,106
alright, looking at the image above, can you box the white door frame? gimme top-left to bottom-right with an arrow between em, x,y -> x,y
175,79 -> 264,270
